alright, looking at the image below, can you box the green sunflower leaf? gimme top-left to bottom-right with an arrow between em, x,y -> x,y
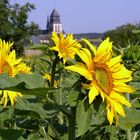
76,99 -> 93,137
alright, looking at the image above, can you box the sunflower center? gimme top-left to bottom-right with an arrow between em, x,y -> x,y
59,43 -> 68,54
0,61 -> 12,77
59,43 -> 74,58
93,63 -> 113,95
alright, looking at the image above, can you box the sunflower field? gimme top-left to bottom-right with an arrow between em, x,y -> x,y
0,32 -> 140,140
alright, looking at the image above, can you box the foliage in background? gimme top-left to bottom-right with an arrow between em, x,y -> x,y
0,0 -> 39,56
103,23 -> 140,48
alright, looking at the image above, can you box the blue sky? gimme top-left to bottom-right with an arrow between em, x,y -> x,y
11,0 -> 140,33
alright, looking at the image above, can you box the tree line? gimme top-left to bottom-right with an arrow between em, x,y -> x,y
0,0 -> 39,56
103,23 -> 140,48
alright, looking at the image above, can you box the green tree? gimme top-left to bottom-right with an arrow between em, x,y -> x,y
0,0 -> 39,56
103,23 -> 140,48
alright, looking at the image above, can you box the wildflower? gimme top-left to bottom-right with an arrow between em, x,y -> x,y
0,39 -> 31,107
50,32 -> 81,64
66,38 -> 135,125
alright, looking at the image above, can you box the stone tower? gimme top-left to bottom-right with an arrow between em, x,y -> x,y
46,9 -> 63,33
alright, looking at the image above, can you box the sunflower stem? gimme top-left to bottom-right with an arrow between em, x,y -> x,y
126,93 -> 130,102
50,56 -> 58,87
58,73 -> 64,124
49,55 -> 59,98
132,132 -> 138,140
126,93 -> 131,140
110,126 -> 115,140
68,106 -> 76,140
127,129 -> 131,140
46,96 -> 71,117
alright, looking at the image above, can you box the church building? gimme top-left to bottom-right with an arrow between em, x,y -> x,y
46,9 -> 63,34
31,9 -> 63,44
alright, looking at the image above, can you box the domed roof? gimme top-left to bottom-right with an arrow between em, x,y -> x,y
50,9 -> 60,17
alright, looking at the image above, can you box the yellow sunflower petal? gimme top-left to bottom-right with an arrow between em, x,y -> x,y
113,82 -> 135,93
8,91 -> 15,106
63,58 -> 67,64
0,38 -> 30,107
108,55 -> 123,73
110,91 -> 131,107
76,48 -> 92,69
114,76 -> 132,83
52,32 -> 60,45
112,100 -> 125,117
16,63 -> 31,74
88,86 -> 99,104
112,109 -> 119,125
8,91 -> 22,106
51,32 -> 81,64
82,38 -> 97,55
44,73 -> 51,81
112,67 -> 132,80
107,107 -> 113,125
100,90 -> 105,102
3,90 -> 8,107
7,51 -> 23,67
82,48 -> 92,62
108,55 -> 122,68
94,38 -> 112,63
44,73 -> 58,88
60,33 -> 65,41
82,82 -> 94,89
49,46 -> 59,52
65,62 -> 92,80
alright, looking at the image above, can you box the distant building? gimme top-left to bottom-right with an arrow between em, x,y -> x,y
46,9 -> 63,34
31,9 -> 63,44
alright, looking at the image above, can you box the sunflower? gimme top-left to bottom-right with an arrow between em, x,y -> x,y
66,38 -> 135,125
50,32 -> 81,64
0,39 -> 31,107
